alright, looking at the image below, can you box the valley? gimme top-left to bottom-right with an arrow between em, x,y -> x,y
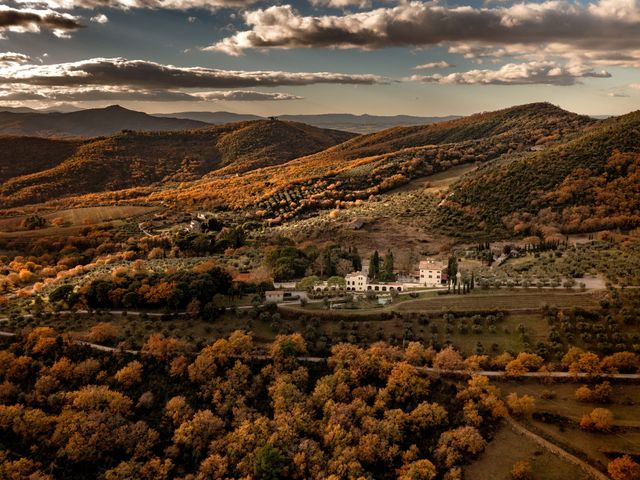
1,102 -> 639,480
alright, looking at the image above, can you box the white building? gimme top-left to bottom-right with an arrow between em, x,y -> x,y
265,291 -> 285,303
345,272 -> 368,292
419,260 -> 446,287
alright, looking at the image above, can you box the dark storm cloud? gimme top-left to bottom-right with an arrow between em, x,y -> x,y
0,6 -> 82,36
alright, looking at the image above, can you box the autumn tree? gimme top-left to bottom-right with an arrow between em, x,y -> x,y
607,455 -> 640,480
580,408 -> 614,431
574,382 -> 612,403
601,352 -> 639,373
86,322 -> 120,344
141,334 -> 192,361
397,459 -> 437,480
435,426 -> 485,468
115,360 -> 143,387
433,346 -> 465,371
164,396 -> 193,427
506,393 -> 535,417
510,460 -> 532,480
173,410 -> 224,458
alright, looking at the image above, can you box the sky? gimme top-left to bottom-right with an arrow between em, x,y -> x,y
0,0 -> 639,116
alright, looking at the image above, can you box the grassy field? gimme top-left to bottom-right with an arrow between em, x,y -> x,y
492,380 -> 640,471
395,290 -> 601,312
465,423 -> 589,480
531,420 -> 640,470
499,381 -> 640,426
395,162 -> 479,194
0,205 -> 155,234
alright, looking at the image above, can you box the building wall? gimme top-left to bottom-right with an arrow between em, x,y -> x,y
419,268 -> 443,287
345,274 -> 368,292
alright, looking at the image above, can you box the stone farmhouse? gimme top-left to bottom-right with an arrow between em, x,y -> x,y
342,258 -> 447,293
419,260 -> 446,287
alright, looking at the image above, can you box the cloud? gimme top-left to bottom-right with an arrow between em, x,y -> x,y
0,5 -> 82,37
414,61 -> 454,70
0,52 -> 32,65
195,90 -> 302,101
90,13 -> 108,23
410,61 -> 611,86
0,85 -> 197,102
206,1 -> 640,67
309,0 -> 372,8
0,85 -> 302,102
13,0 -> 260,10
0,57 -> 387,89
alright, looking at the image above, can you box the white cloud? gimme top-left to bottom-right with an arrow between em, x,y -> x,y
0,84 -> 303,102
195,90 -> 302,101
13,0 -> 260,10
310,0 -> 372,8
205,1 -> 640,68
414,61 -> 454,70
90,13 -> 108,23
0,52 -> 32,65
410,61 -> 611,86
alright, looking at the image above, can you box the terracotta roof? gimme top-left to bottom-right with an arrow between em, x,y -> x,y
419,260 -> 445,270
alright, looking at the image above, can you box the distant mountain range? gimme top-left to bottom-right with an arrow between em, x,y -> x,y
155,111 -> 461,134
0,105 -> 208,138
0,105 -> 460,137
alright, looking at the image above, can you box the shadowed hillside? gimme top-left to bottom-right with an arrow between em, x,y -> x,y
435,110 -> 640,238
0,137 -> 85,183
0,120 -> 356,208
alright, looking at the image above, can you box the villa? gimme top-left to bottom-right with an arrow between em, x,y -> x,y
419,260 -> 446,287
343,257 -> 447,293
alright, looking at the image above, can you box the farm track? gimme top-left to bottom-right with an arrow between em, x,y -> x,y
505,416 -> 611,480
1,320 -> 638,381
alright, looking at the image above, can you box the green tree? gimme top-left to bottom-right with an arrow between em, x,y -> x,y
253,444 -> 284,480
370,250 -> 380,280
448,257 -> 458,288
380,250 -> 396,282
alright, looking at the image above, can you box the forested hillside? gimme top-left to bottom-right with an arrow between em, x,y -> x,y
0,120 -> 355,208
0,137 -> 85,183
151,103 -> 592,221
436,110 -> 640,238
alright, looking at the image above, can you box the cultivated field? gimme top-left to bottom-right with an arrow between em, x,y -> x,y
395,290 -> 601,312
0,205 -> 155,234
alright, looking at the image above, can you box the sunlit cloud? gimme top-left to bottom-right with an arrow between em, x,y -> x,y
410,61 -> 611,86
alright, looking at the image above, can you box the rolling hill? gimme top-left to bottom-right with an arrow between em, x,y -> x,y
5,101 -> 635,242
147,103 -> 593,220
435,110 -> 640,238
0,120 -> 356,208
155,111 -> 460,134
0,105 -> 208,138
